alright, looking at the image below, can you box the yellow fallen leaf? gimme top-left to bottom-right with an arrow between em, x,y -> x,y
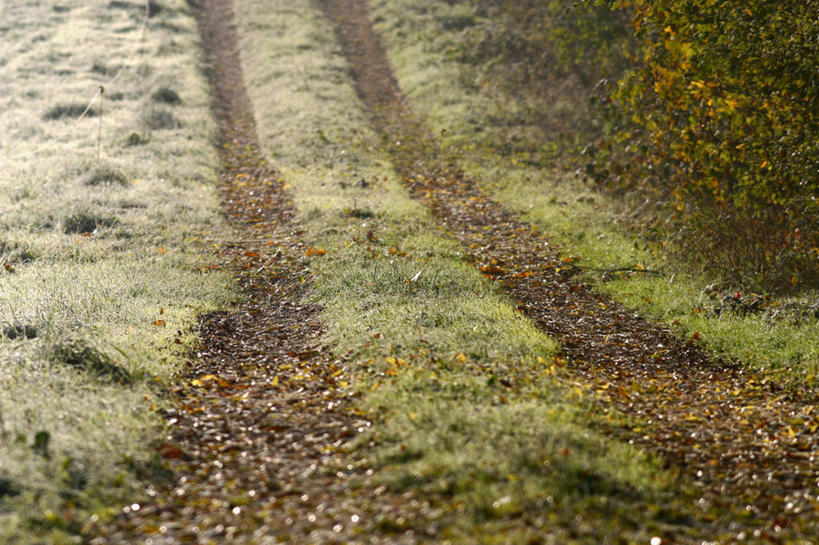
191,374 -> 230,388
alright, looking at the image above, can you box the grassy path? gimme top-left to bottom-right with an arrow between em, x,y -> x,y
73,0 -> 819,543
97,0 -> 691,543
94,0 -> 377,542
316,0 -> 819,542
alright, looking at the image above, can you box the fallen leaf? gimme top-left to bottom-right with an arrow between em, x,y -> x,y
156,443 -> 186,459
191,374 -> 231,388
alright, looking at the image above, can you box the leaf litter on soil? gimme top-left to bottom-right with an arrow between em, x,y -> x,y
91,1 -> 428,543
316,0 -> 819,542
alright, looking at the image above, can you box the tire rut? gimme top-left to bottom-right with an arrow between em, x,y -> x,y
91,1 -> 421,543
316,0 -> 819,542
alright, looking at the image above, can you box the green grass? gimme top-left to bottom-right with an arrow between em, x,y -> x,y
235,1 -> 702,541
466,163 -> 819,383
365,0 -> 819,384
0,1 -> 234,541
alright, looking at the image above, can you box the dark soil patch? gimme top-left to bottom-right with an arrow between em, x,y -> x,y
143,109 -> 180,130
317,0 -> 819,542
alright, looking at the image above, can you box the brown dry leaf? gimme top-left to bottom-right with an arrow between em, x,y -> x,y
156,443 -> 186,459
480,264 -> 505,275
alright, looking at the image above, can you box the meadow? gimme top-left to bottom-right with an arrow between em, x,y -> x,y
1,0 -> 815,542
0,1 -> 234,541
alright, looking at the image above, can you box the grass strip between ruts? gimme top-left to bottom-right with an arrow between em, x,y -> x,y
234,1 -> 705,542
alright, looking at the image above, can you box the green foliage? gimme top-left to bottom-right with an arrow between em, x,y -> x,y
597,0 -> 819,290
432,0 -> 819,291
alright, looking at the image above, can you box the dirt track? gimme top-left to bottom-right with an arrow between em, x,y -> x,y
320,0 -> 819,542
92,0 -> 819,543
93,1 -> 417,543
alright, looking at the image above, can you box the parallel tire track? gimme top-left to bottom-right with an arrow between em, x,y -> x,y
316,1 -> 819,542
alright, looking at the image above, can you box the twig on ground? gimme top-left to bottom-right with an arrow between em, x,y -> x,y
574,265 -> 663,276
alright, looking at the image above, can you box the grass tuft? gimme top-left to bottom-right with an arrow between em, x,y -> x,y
151,86 -> 182,105
62,211 -> 119,234
124,132 -> 148,146
47,337 -> 132,384
91,61 -> 110,75
108,0 -> 162,18
83,165 -> 130,187
143,108 -> 180,130
0,241 -> 38,265
43,103 -> 97,121
2,324 -> 38,341
0,478 -> 20,499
